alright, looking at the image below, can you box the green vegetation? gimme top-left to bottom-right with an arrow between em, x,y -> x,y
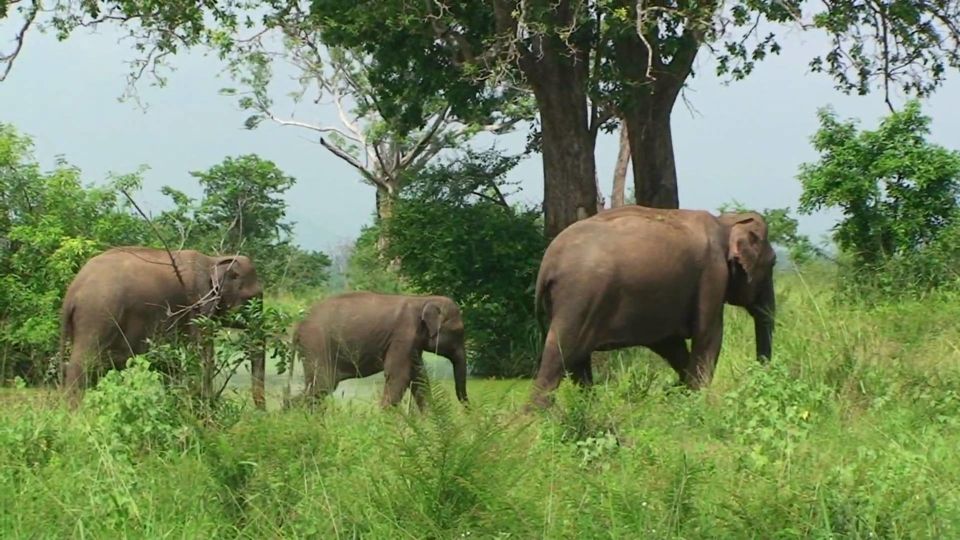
383,148 -> 546,377
3,272 -> 960,537
2,22 -> 960,537
799,100 -> 960,296
0,124 -> 329,385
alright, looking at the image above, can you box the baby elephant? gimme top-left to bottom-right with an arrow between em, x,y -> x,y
294,292 -> 468,409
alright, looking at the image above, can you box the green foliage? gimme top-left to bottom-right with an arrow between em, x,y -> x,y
190,154 -> 295,250
4,274 -> 960,537
382,148 -> 546,376
310,0 -> 960,133
85,356 -> 190,458
156,154 -> 330,290
719,362 -> 831,471
798,100 -> 960,293
2,0 -> 252,89
719,200 -> 822,265
344,222 -> 409,293
0,124 -> 150,382
272,248 -> 333,294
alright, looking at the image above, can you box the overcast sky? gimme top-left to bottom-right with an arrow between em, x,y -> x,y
1,19 -> 958,254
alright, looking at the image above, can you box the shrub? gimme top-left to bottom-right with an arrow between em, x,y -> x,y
0,124 -> 151,382
382,147 -> 546,377
344,223 -> 409,293
798,100 -> 960,295
84,356 -> 191,458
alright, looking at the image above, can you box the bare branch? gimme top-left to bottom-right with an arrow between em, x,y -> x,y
471,190 -> 510,208
320,137 -> 390,191
118,188 -> 186,291
633,0 -> 658,82
398,106 -> 452,170
264,112 -> 364,144
0,0 -> 39,82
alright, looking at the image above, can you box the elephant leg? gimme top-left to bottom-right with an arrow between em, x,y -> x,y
380,342 -> 417,408
530,326 -> 590,409
646,338 -> 693,385
303,353 -> 337,403
683,262 -> 728,389
689,294 -> 726,388
409,357 -> 430,412
63,350 -> 87,409
63,331 -> 114,407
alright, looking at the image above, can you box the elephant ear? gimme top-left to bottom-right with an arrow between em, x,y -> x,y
728,217 -> 765,283
420,302 -> 443,340
208,257 -> 244,313
210,257 -> 241,290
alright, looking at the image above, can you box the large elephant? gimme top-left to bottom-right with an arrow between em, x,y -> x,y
294,291 -> 468,409
529,205 -> 777,408
59,246 -> 265,407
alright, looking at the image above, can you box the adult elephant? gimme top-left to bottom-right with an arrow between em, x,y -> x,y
529,205 -> 777,408
59,246 -> 265,407
293,292 -> 468,409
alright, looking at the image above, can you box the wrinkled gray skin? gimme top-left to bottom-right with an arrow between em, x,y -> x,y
60,247 -> 264,407
294,291 -> 468,409
530,206 -> 777,408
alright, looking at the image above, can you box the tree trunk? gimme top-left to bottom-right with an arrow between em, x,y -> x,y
375,183 -> 402,271
538,108 -> 599,239
623,95 -> 680,209
525,47 -> 599,240
375,185 -> 393,254
611,123 -> 630,208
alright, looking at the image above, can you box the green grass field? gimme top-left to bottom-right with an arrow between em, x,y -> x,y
3,271 -> 960,538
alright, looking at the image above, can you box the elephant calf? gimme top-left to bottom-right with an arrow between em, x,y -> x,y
294,292 -> 468,409
59,246 -> 264,407
530,205 -> 777,408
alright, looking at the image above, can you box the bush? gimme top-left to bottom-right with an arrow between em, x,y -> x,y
344,223 -> 409,293
84,356 -> 191,458
0,124 -> 151,382
798,100 -> 960,295
381,148 -> 546,377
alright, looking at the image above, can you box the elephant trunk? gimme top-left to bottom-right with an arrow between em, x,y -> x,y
750,277 -> 775,363
452,346 -> 468,404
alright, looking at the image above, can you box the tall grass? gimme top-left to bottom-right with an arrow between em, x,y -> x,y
3,271 -> 960,538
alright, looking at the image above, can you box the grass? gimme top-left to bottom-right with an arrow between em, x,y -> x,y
3,270 -> 960,538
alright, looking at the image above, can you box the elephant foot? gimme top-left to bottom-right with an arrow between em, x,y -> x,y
523,392 -> 555,414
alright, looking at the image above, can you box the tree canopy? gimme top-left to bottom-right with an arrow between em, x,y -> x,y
3,0 -> 959,240
307,0 -> 960,237
799,100 -> 960,268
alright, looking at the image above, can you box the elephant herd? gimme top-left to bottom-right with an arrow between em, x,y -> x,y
57,205 -> 777,411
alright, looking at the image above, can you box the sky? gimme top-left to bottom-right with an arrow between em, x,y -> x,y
1,18 -> 958,255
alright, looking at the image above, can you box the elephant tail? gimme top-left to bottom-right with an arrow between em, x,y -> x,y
59,300 -> 74,362
533,269 -> 552,338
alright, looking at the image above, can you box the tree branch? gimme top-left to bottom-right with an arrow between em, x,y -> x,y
320,137 -> 390,191
0,0 -> 38,82
264,112 -> 364,144
398,106 -> 451,170
118,188 -> 187,291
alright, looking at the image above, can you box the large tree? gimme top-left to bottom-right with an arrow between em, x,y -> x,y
309,0 -> 960,238
220,9 -> 523,226
5,0 -> 960,238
